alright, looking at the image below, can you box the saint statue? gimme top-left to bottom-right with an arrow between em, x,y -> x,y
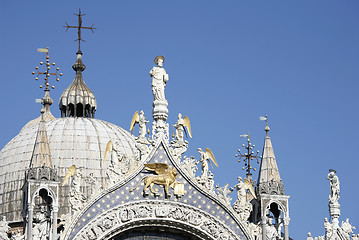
149,56 -> 169,103
33,206 -> 50,240
327,169 -> 340,204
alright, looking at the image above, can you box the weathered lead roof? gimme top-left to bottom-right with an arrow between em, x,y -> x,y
256,124 -> 284,195
0,117 -> 136,222
59,52 -> 97,118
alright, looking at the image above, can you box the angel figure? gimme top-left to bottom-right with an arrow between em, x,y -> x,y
341,218 -> 356,238
197,148 -> 218,181
130,110 -> 149,140
172,113 -> 192,143
62,165 -> 86,213
233,177 -> 257,209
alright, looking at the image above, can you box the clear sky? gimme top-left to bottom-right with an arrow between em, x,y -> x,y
1,1 -> 358,239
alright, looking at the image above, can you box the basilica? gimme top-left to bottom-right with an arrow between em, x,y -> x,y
0,11 -> 356,240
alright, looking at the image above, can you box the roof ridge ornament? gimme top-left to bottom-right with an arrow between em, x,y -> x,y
32,47 -> 62,119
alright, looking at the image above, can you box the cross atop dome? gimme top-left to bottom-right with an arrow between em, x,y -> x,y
60,10 -> 97,118
63,9 -> 96,53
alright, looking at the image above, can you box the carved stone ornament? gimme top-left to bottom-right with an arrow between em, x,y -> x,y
216,184 -> 234,206
0,216 -> 10,240
70,201 -> 240,240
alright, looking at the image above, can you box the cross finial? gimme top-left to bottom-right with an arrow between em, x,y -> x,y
64,9 -> 96,52
235,132 -> 261,180
32,47 -> 62,91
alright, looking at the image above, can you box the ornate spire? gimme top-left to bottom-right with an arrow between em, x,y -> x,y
60,11 -> 96,118
30,108 -> 53,168
256,116 -> 284,195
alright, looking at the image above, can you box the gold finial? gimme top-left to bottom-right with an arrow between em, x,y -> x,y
64,9 -> 96,52
235,132 -> 261,180
32,47 -> 62,91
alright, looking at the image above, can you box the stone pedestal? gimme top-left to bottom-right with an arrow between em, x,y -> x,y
329,202 -> 340,229
152,100 -> 168,121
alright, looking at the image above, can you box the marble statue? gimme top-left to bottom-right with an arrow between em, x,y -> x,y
197,148 -> 218,181
265,220 -> 279,240
33,206 -> 50,240
307,232 -> 314,240
248,223 -> 262,240
341,218 -> 356,239
234,177 -> 247,207
68,168 -> 86,213
0,216 -> 10,240
324,218 -> 332,237
86,173 -> 102,198
149,56 -> 169,103
10,229 -> 24,240
327,169 -> 340,204
138,110 -> 149,139
172,113 -> 192,142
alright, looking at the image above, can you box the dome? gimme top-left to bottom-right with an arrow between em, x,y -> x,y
0,117 -> 136,222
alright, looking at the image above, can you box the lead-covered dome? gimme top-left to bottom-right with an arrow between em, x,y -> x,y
0,117 -> 136,222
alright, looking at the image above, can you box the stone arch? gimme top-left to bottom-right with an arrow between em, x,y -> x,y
68,201 -> 241,240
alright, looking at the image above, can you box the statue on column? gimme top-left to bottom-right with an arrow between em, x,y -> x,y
33,206 -> 50,240
149,55 -> 170,141
0,216 -> 10,240
327,169 -> 340,204
149,56 -> 169,104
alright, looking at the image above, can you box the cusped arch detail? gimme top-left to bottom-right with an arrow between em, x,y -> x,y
67,201 -> 241,240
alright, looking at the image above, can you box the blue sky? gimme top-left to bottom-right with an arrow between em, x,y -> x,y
1,1 -> 359,239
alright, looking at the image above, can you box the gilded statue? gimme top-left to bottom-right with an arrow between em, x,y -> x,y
130,110 -> 149,139
173,113 -> 192,142
197,148 -> 218,180
130,163 -> 177,196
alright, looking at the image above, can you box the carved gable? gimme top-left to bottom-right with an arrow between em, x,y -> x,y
63,138 -> 250,240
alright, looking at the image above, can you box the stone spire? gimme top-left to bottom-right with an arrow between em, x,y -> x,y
256,122 -> 284,195
59,51 -> 97,118
30,108 -> 53,168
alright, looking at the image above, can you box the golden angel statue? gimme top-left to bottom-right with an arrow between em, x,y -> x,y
173,113 -> 192,142
130,110 -> 149,139
197,148 -> 218,180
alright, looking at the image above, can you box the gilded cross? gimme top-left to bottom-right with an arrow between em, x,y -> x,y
235,132 -> 261,181
32,48 -> 62,91
64,9 -> 96,52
